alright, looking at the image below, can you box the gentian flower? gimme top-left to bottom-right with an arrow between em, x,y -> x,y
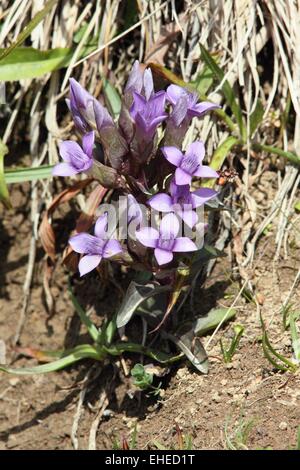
161,141 -> 218,185
127,194 -> 144,225
148,179 -> 217,228
136,213 -> 197,265
67,78 -> 96,132
69,213 -> 122,276
130,90 -> 167,138
52,131 -> 94,177
167,84 -> 220,125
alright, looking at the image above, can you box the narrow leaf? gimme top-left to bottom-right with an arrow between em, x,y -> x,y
200,44 -> 246,140
4,164 -> 53,184
0,139 -> 11,208
0,345 -> 102,375
0,0 -> 59,61
165,330 -> 208,374
249,99 -> 264,137
68,282 -> 99,342
103,78 -> 121,118
194,307 -> 236,336
116,282 -> 171,328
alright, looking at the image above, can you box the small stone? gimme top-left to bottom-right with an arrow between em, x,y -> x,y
212,392 -> 221,403
177,368 -> 186,379
9,378 -> 20,387
221,379 -> 227,386
279,421 -> 288,430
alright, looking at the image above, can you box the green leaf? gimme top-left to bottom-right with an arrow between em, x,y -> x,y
0,139 -> 11,209
116,282 -> 171,328
202,135 -> 239,189
194,307 -> 236,336
68,282 -> 99,343
0,48 -> 74,81
0,344 -> 102,375
0,0 -> 59,61
210,136 -> 239,171
295,201 -> 300,213
260,311 -> 297,371
105,342 -> 182,364
200,44 -> 246,140
191,63 -> 215,96
131,363 -> 153,390
4,165 -> 54,184
165,329 -> 208,374
220,324 -> 244,363
290,312 -> 300,362
252,143 -> 300,166
249,99 -> 264,137
103,78 -> 121,119
98,316 -> 117,347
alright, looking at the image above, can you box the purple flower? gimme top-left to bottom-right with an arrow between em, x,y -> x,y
167,84 -> 220,126
127,194 -> 144,225
125,61 -> 154,100
161,141 -> 219,185
52,132 -> 94,177
136,213 -> 197,266
69,213 -> 122,276
66,78 -> 96,132
130,90 -> 167,138
148,179 -> 217,228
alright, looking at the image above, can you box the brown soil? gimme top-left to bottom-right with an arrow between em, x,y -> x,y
0,181 -> 300,451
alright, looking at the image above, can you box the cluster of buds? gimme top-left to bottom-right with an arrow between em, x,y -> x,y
53,62 -> 220,277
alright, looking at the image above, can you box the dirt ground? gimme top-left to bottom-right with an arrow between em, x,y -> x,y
0,178 -> 300,451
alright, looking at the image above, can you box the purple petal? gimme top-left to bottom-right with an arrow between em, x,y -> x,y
59,140 -> 89,171
78,254 -> 102,276
169,94 -> 190,126
154,248 -> 173,265
127,194 -> 143,225
172,237 -> 198,252
130,92 -> 146,119
148,193 -> 173,212
52,162 -> 78,177
94,213 -> 108,239
148,91 -> 166,114
125,60 -> 143,94
103,239 -> 123,258
82,131 -> 95,157
185,141 -> 205,163
159,213 -> 179,239
175,167 -> 192,185
59,140 -> 81,162
166,84 -> 185,105
143,68 -> 154,100
161,146 -> 183,167
176,208 -> 198,228
93,99 -> 114,130
191,188 -> 217,208
190,101 -> 220,116
69,78 -> 91,109
135,227 -> 159,248
194,165 -> 219,178
69,233 -> 103,255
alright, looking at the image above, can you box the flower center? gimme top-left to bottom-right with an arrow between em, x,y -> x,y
180,154 -> 199,175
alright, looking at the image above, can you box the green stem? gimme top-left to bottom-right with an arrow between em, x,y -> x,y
252,143 -> 300,165
104,342 -> 182,364
199,93 -> 238,134
214,108 -> 238,134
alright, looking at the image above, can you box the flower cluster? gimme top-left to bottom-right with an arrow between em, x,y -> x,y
53,62 -> 220,276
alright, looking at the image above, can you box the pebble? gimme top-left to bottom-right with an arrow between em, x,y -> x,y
212,392 -> 222,403
279,421 -> 288,430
